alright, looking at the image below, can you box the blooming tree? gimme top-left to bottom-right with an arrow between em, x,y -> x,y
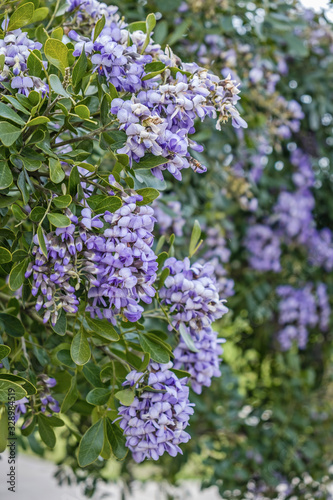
0,0 -> 246,467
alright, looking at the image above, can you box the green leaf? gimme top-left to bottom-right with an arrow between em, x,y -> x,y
0,380 -> 27,402
30,206 -> 46,222
9,259 -> 28,291
51,27 -> 63,40
0,313 -> 25,337
38,414 -> 56,448
93,15 -> 106,42
104,417 -> 127,460
2,96 -> 30,115
86,388 -> 111,406
49,158 -> 65,184
144,62 -> 166,73
0,122 -> 22,147
128,21 -> 146,33
170,368 -> 191,379
136,188 -> 159,205
68,165 -> 80,196
17,171 -> 29,204
83,363 -> 105,388
0,247 -> 12,264
30,7 -> 49,23
47,213 -> 71,228
37,226 -> 48,258
158,266 -> 170,289
114,389 -> 135,406
61,375 -> 78,413
12,249 -> 28,262
78,419 -> 104,467
179,323 -> 199,353
0,374 -> 36,395
27,116 -> 49,127
51,309 -> 67,336
86,195 -> 122,213
133,154 -> 168,170
141,13 -> 156,53
189,219 -> 201,257
12,204 -> 26,221
7,2 -> 34,31
71,332 -> 91,366
46,415 -> 65,427
49,74 -> 70,97
86,316 -> 120,342
139,334 -> 170,363
72,48 -> 87,88
27,50 -> 44,78
44,38 -> 69,76
0,162 -> 13,190
0,345 -> 10,361
52,195 -> 72,208
74,105 -> 90,119
0,102 -> 26,126
57,349 -> 75,368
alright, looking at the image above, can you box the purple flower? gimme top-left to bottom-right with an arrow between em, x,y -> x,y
117,361 -> 194,462
173,326 -> 224,394
244,224 -> 281,272
160,257 -> 228,333
14,397 -> 29,423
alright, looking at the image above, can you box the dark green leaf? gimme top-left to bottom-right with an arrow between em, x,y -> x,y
86,388 -> 111,406
0,122 -> 22,147
136,188 -> 159,205
0,374 -> 36,395
0,345 -> 11,361
0,102 -> 26,126
9,260 -> 28,291
86,316 -> 120,342
0,161 -> 13,190
71,332 -> 91,366
52,309 -> 67,336
139,334 -> 170,363
47,213 -> 71,228
38,414 -> 56,448
105,417 -> 127,460
61,375 -> 78,413
93,15 -> 106,42
0,380 -> 27,402
72,48 -> 87,88
0,247 -> 12,264
78,418 -> 104,467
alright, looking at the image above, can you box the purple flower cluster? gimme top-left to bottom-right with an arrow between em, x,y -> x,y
244,224 -> 281,272
0,23 -> 48,96
67,1 -> 247,181
110,70 -> 246,180
117,361 -> 194,462
38,375 -> 60,414
160,257 -> 228,332
26,190 -> 157,325
67,0 -> 119,24
173,326 -> 224,394
276,284 -> 330,350
160,257 -> 227,392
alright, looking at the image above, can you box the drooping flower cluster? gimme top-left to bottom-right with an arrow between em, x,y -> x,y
0,23 -> 48,95
244,224 -> 281,273
276,284 -> 330,350
38,375 -> 60,414
160,257 -> 227,392
173,326 -> 224,394
117,361 -> 194,463
25,189 -> 157,325
160,257 -> 228,333
66,1 -> 247,181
